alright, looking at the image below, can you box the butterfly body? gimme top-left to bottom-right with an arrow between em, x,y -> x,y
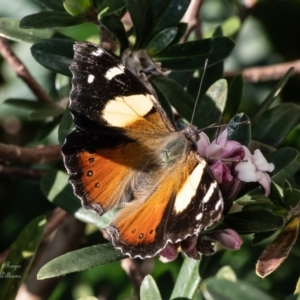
62,42 -> 223,258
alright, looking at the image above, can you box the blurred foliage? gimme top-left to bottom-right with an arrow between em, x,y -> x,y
0,0 -> 300,299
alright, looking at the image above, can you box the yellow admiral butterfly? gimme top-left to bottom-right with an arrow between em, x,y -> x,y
62,42 -> 224,259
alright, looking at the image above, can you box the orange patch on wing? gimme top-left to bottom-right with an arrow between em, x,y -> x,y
111,154 -> 198,247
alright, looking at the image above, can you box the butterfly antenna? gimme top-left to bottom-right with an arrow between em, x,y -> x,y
190,59 -> 209,125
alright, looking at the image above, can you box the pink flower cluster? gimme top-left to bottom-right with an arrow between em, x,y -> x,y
159,129 -> 275,262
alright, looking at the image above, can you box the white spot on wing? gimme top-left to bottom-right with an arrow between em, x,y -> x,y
91,48 -> 104,56
215,198 -> 222,211
196,212 -> 203,221
87,74 -> 95,83
105,65 -> 125,80
102,94 -> 154,127
174,164 -> 204,213
202,182 -> 217,203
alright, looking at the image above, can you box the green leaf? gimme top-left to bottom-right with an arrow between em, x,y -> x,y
150,79 -> 174,122
223,210 -> 285,233
252,103 -> 300,147
170,257 -> 201,299
0,18 -> 53,43
58,107 -> 73,145
195,79 -> 227,132
154,37 -> 235,70
98,0 -> 126,17
146,27 -> 178,56
168,22 -> 187,47
20,11 -> 85,29
4,99 -> 53,110
150,0 -> 190,39
251,67 -> 294,124
140,275 -> 162,300
36,119 -> 60,141
150,76 -> 194,122
227,113 -> 251,146
269,181 -> 285,207
201,278 -> 273,300
31,38 -> 74,76
252,230 -> 276,246
40,169 -> 113,228
37,243 -> 125,279
102,14 -> 128,53
125,0 -> 151,49
0,216 -> 46,300
35,0 -> 66,11
63,0 -> 93,16
223,74 -> 244,122
267,147 -> 299,178
29,107 -> 64,120
284,188 -> 300,208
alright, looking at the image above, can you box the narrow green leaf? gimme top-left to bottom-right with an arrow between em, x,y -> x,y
102,14 -> 128,53
40,169 -> 113,228
20,11 -> 85,29
171,257 -> 201,299
195,79 -> 227,132
223,210 -> 285,233
151,76 -> 194,122
251,67 -> 294,123
252,231 -> 276,246
29,107 -> 64,120
284,188 -> 300,208
35,120 -> 60,141
31,38 -> 74,76
58,107 -> 73,145
223,74 -> 244,122
146,27 -> 178,56
151,0 -> 190,38
98,0 -> 126,17
37,243 -> 125,279
125,0 -> 151,49
0,216 -> 46,300
4,99 -> 53,110
154,37 -> 235,70
35,0 -> 66,11
63,0 -> 93,16
201,278 -> 273,300
168,22 -> 187,47
227,113 -> 251,146
252,103 -> 300,147
150,79 -> 174,122
267,147 -> 299,178
140,275 -> 162,300
0,18 -> 53,43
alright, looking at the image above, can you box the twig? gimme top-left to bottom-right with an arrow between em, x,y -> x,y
0,143 -> 61,164
0,165 -> 45,180
0,37 -> 53,104
180,0 -> 203,42
225,60 -> 300,82
121,258 -> 145,298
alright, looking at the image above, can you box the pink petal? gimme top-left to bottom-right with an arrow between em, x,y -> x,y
209,229 -> 243,251
181,236 -> 200,260
209,160 -> 224,183
159,243 -> 178,263
211,129 -> 228,147
197,132 -> 210,155
257,171 -> 272,196
235,158 -> 260,182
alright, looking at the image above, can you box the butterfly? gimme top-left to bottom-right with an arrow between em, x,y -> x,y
62,42 -> 224,259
